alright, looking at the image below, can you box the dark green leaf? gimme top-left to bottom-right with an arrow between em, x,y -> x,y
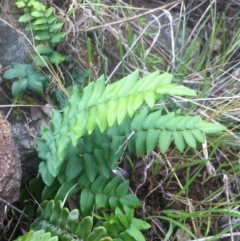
15,2 -> 26,8
55,180 -> 80,201
31,11 -> 45,17
49,22 -> 63,32
49,201 -> 61,225
33,55 -> 49,67
35,44 -> 53,55
38,159 -> 54,185
66,155 -> 83,181
49,51 -> 65,64
80,188 -> 95,216
50,32 -> 66,43
91,176 -> 109,192
109,196 -> 120,210
45,7 -> 53,17
58,208 -> 69,229
47,15 -> 57,24
33,17 -> 48,25
27,76 -> 44,93
104,221 -> 119,238
173,131 -> 185,152
41,178 -> 60,200
119,194 -> 142,208
12,78 -> 28,97
43,200 -> 54,221
29,178 -> 45,202
76,216 -> 93,239
116,180 -> 129,196
115,208 -> 129,229
182,130 -> 196,149
135,131 -> 147,157
95,193 -> 109,209
3,63 -> 28,79
126,223 -> 146,241
195,121 -> 226,134
66,209 -> 79,234
159,129 -> 172,153
192,129 -> 205,143
35,32 -> 51,40
84,154 -> 98,182
86,227 -> 107,241
146,128 -> 160,154
18,13 -> 34,22
103,176 -> 121,195
131,218 -> 151,230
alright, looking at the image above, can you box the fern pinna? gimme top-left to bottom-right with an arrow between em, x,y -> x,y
25,70 -> 226,241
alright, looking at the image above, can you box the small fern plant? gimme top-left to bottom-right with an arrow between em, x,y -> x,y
3,63 -> 50,97
16,71 -> 226,241
15,0 -> 66,66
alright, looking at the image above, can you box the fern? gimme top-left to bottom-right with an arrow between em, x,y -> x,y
29,70 -> 226,241
31,200 -> 111,241
15,200 -> 150,241
15,0 -> 66,66
37,107 -> 226,186
36,71 -> 199,185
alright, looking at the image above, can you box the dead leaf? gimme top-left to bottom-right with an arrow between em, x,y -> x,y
176,223 -> 192,241
41,104 -> 53,118
30,106 -> 43,121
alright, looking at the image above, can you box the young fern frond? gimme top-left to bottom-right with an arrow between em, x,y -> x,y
36,71 -> 196,184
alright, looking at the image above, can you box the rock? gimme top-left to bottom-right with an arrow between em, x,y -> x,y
11,117 -> 50,185
0,111 -> 21,224
0,0 -> 33,67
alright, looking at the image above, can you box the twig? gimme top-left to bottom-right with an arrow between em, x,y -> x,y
0,198 -> 29,219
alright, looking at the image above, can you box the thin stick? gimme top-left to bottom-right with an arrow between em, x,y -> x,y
0,104 -> 54,108
0,198 -> 29,219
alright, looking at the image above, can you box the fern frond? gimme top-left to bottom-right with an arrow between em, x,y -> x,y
129,108 -> 226,154
40,108 -> 225,187
36,71 -> 196,184
31,200 -> 111,241
67,107 -> 226,166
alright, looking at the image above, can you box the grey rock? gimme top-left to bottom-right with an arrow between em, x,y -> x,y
0,0 -> 33,67
11,116 -> 50,185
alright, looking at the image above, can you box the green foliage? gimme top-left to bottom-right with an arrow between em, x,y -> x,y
28,200 -> 112,241
35,70 -> 225,186
16,200 -> 150,241
14,230 -> 58,241
3,63 -> 49,97
16,70 -> 226,241
103,206 -> 150,241
15,0 -> 66,66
